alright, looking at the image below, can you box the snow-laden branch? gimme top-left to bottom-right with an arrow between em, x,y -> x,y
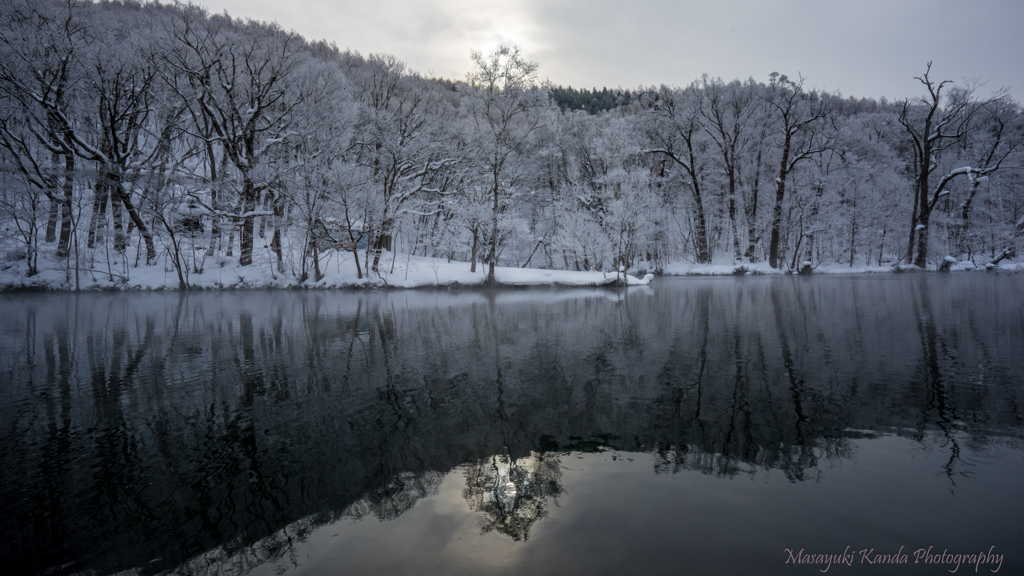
185,193 -> 274,219
927,166 -> 996,212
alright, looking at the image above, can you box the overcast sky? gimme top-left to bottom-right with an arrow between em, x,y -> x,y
196,0 -> 1023,101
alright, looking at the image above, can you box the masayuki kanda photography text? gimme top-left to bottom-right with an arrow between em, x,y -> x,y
784,546 -> 1005,573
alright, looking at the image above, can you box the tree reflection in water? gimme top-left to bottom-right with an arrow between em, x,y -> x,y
345,470 -> 446,522
651,436 -> 856,481
0,275 -> 1022,575
463,451 -> 563,541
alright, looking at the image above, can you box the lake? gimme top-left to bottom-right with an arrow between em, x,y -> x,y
1,275 -> 1022,575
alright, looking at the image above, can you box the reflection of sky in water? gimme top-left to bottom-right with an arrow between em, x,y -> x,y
242,434 -> 1024,576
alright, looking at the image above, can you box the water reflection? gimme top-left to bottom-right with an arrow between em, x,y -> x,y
463,451 -> 563,542
0,276 -> 1021,575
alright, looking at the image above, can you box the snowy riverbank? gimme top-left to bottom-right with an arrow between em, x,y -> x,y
0,251 -> 655,291
4,250 -> 1022,292
661,259 -> 1024,276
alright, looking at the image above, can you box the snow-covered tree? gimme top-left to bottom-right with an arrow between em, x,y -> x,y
898,62 -> 1013,268
463,45 -> 549,283
640,85 -> 717,263
168,7 -> 303,267
700,77 -> 757,261
764,73 -> 835,269
0,0 -> 83,259
351,54 -> 458,274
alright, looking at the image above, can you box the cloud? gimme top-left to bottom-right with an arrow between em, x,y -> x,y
198,0 -> 1024,100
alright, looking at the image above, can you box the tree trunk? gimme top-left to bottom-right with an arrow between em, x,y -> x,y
912,163 -> 933,269
768,139 -> 790,269
691,191 -> 711,264
239,176 -> 255,266
205,143 -> 222,258
849,200 -> 857,267
958,180 -> 983,255
112,176 -> 156,264
370,218 -> 394,273
46,198 -> 59,244
744,149 -> 762,262
877,226 -> 887,266
350,246 -> 361,279
310,237 -> 322,281
913,213 -> 930,268
770,170 -> 786,266
88,177 -> 109,248
906,158 -> 922,264
270,227 -> 283,271
470,225 -> 479,273
56,153 -> 74,258
672,144 -> 711,264
487,182 -> 498,284
271,198 -> 284,272
207,191 -> 220,257
226,219 -> 235,258
727,171 -> 741,261
111,177 -> 126,253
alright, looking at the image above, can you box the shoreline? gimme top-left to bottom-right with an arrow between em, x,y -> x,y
2,263 -> 1020,293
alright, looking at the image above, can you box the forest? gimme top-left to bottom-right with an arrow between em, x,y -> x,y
2,0 -> 1023,289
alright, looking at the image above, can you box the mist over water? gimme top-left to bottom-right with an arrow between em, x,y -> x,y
1,275 -> 1022,575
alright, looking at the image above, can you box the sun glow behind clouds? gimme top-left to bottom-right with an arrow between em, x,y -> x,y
195,0 -> 1024,100
196,0 -> 543,80
443,1 -> 539,56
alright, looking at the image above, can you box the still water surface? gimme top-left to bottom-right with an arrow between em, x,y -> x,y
1,275 -> 1022,575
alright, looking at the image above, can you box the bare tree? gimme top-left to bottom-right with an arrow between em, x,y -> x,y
169,8 -> 302,266
286,55 -> 362,281
464,46 -> 547,284
741,79 -> 776,263
0,0 -> 83,258
641,85 -> 714,264
764,73 -> 833,269
351,54 -> 458,274
898,62 -> 1007,268
949,98 -> 1023,257
701,77 -> 755,261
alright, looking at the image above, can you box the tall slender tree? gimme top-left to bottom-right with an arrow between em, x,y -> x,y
464,46 -> 547,284
764,73 -> 833,269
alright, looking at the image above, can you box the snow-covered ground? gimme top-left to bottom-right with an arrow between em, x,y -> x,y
3,248 -> 1021,291
0,250 -> 654,291
661,259 -> 1024,276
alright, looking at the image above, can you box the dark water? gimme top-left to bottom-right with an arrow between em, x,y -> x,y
1,275 -> 1022,576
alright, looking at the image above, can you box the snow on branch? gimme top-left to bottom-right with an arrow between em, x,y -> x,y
185,193 -> 274,219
